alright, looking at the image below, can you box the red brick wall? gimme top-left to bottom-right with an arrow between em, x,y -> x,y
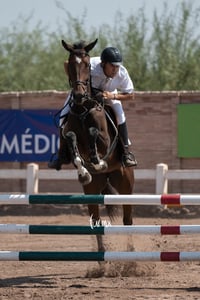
1,91 -> 200,193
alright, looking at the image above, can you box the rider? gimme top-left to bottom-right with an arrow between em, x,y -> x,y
48,46 -> 137,170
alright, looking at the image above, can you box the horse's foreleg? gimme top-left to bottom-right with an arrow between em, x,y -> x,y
65,131 -> 92,185
88,127 -> 100,164
87,127 -> 107,172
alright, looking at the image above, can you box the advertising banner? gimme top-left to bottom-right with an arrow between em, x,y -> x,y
0,109 -> 59,162
177,104 -> 200,157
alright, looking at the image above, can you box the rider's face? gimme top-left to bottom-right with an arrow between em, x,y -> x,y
102,62 -> 120,78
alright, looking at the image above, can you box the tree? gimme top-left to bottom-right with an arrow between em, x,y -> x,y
0,1 -> 199,92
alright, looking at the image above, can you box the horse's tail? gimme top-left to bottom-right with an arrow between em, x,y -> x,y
101,181 -> 120,222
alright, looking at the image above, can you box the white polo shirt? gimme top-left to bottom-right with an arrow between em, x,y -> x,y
90,57 -> 134,94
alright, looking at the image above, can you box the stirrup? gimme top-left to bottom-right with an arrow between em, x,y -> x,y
122,152 -> 137,167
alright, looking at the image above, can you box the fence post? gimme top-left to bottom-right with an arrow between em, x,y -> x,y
156,163 -> 168,194
26,163 -> 39,194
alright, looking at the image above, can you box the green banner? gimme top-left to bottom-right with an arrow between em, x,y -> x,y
177,104 -> 200,157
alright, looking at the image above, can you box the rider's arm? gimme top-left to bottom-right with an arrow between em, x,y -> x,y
102,91 -> 134,101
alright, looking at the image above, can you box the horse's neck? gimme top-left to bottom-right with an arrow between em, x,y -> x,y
69,99 -> 98,119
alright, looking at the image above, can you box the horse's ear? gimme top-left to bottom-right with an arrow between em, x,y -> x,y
64,61 -> 69,76
61,40 -> 73,52
84,38 -> 98,53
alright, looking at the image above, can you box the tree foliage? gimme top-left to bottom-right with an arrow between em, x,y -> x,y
0,1 -> 199,92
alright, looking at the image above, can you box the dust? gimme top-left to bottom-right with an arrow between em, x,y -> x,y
86,261 -> 157,278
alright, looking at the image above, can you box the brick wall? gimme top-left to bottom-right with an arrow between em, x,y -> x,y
1,91 -> 200,193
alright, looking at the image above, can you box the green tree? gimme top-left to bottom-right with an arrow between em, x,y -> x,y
0,1 -> 199,92
149,2 -> 200,90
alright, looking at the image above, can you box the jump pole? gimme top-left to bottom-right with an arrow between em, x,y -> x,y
1,251 -> 200,261
1,194 -> 200,206
1,224 -> 200,235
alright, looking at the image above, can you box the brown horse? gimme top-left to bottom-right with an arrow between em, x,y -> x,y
61,39 -> 134,251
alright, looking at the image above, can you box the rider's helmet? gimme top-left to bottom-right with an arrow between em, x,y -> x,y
100,47 -> 122,66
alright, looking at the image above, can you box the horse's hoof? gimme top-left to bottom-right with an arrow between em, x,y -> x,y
79,172 -> 92,185
86,160 -> 108,173
93,160 -> 108,172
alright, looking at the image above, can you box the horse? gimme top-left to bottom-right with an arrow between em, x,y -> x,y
61,39 -> 134,252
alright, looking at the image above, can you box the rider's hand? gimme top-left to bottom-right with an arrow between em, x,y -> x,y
103,91 -> 115,100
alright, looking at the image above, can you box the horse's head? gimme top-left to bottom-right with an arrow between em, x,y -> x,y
62,38 -> 98,104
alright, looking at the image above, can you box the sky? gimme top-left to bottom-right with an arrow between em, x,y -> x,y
0,0 -> 199,34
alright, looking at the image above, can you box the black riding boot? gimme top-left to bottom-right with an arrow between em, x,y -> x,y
48,128 -> 71,170
118,122 -> 137,167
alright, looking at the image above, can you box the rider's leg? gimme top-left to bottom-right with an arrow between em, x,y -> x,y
118,122 -> 137,167
110,99 -> 137,167
48,95 -> 71,170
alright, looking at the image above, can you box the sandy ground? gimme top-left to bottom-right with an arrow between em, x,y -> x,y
0,205 -> 200,300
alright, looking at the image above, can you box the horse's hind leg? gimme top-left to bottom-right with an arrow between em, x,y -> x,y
122,205 -> 133,225
65,131 -> 92,185
88,204 -> 105,252
84,175 -> 108,253
110,168 -> 135,251
108,168 -> 134,226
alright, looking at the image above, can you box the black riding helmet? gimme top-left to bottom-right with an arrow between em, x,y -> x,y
101,47 -> 122,66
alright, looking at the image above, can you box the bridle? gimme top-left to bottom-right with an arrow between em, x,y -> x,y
67,49 -> 92,103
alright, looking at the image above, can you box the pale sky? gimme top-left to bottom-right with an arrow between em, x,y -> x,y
0,0 -> 199,33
